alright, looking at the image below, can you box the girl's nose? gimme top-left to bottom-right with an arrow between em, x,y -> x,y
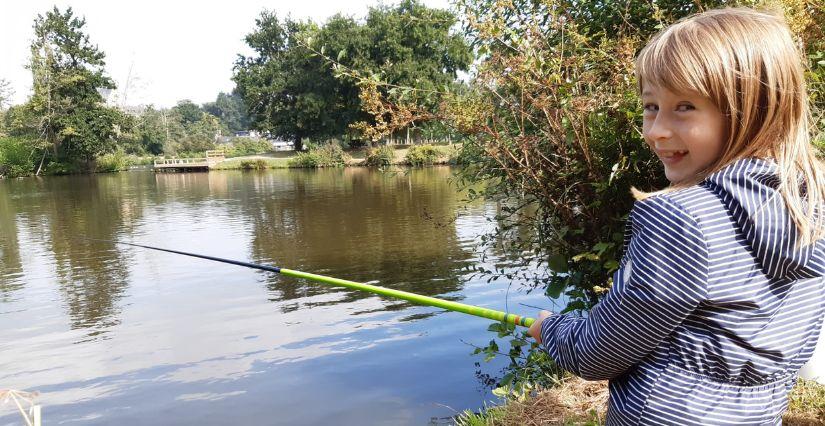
645,114 -> 673,142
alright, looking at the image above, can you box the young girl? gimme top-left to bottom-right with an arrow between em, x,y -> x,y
528,7 -> 825,425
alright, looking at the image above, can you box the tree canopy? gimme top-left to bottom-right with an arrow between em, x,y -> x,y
202,91 -> 251,133
26,6 -> 126,170
233,0 -> 472,149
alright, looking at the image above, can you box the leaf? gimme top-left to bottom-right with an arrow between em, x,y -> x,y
337,49 -> 346,61
572,252 -> 598,262
546,278 -> 565,299
603,260 -> 619,271
510,338 -> 527,347
592,242 -> 610,254
501,372 -> 515,386
561,300 -> 586,314
547,253 -> 568,273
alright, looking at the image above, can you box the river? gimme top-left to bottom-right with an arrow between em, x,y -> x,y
0,167 -> 554,425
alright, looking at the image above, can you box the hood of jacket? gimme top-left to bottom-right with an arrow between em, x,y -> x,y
703,157 -> 825,280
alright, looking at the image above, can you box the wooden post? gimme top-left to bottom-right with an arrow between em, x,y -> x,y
32,405 -> 41,426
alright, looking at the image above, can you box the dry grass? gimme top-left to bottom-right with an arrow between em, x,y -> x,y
458,377 -> 825,426
786,378 -> 825,425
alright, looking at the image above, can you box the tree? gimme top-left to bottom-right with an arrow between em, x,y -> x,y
0,79 -> 12,110
133,106 -> 167,155
234,14 -> 333,150
114,106 -> 165,155
233,2 -> 472,149
202,91 -> 251,133
26,6 -> 123,170
364,0 -> 472,94
171,100 -> 203,126
166,100 -> 220,154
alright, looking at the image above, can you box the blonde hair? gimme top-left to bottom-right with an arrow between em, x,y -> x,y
634,7 -> 824,247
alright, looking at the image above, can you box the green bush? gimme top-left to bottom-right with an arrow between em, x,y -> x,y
0,136 -> 35,178
288,142 -> 349,168
42,160 -> 81,176
227,137 -> 272,157
95,150 -> 133,173
128,156 -> 155,166
364,145 -> 396,167
240,159 -> 268,170
404,144 -> 442,166
288,151 -> 323,168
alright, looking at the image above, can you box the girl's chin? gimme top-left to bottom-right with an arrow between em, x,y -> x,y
664,166 -> 698,185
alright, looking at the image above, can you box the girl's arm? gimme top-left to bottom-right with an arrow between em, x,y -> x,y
530,196 -> 709,380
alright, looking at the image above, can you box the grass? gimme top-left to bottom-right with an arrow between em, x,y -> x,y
210,157 -> 291,170
456,377 -> 825,425
786,378 -> 825,425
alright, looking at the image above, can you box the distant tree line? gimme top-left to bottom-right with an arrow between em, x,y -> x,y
0,1 -> 470,176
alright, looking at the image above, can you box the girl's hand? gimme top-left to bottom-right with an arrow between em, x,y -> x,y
528,310 -> 553,344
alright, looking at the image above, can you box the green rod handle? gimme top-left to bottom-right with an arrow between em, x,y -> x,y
279,268 -> 535,328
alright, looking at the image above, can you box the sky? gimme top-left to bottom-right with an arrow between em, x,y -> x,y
0,0 -> 450,108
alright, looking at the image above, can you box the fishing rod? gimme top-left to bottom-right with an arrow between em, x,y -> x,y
99,239 -> 536,328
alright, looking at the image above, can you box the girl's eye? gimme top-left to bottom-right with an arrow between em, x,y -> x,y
643,104 -> 658,112
676,104 -> 695,112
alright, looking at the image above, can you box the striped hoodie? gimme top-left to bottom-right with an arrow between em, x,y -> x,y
540,157 -> 825,425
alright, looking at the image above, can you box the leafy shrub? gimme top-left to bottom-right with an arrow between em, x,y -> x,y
364,145 -> 396,167
42,160 -> 81,176
288,151 -> 323,168
240,159 -> 268,170
95,150 -> 132,173
0,136 -> 35,178
288,142 -> 349,168
404,144 -> 442,166
227,137 -> 272,157
128,155 -> 155,166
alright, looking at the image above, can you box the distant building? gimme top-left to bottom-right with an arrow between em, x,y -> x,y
270,139 -> 293,151
233,130 -> 262,139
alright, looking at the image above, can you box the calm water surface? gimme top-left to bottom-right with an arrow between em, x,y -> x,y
0,167 -> 552,425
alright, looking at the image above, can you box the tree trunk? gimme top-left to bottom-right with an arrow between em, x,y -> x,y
35,149 -> 46,176
294,135 -> 303,152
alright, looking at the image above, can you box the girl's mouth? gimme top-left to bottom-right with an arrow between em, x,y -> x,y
659,150 -> 688,165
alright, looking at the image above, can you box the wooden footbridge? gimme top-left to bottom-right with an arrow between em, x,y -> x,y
153,150 -> 225,171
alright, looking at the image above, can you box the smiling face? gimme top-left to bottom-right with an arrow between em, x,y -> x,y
642,84 -> 728,184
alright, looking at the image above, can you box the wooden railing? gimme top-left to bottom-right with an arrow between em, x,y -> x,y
154,158 -> 208,167
153,150 -> 226,170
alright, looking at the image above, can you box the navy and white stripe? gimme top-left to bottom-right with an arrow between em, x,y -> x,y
540,157 -> 825,425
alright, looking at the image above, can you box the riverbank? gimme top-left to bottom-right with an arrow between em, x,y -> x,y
0,144 -> 458,178
457,376 -> 825,425
212,144 -> 457,170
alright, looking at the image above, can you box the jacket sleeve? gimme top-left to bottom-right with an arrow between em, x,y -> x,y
540,195 -> 709,380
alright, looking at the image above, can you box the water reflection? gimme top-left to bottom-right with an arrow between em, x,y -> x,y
0,182 -> 23,300
237,168 -> 471,311
0,175 -> 149,331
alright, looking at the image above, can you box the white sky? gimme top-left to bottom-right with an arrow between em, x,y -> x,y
0,0 -> 450,108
